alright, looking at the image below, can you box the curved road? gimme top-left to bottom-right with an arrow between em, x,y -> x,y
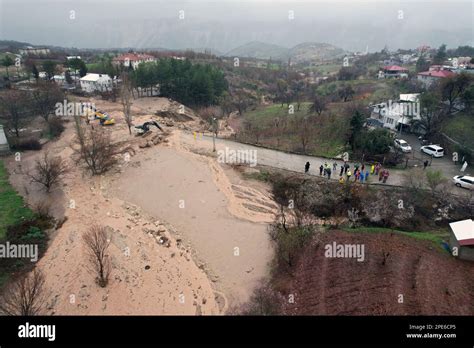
179,131 -> 471,193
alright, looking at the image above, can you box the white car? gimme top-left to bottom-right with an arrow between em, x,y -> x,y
420,145 -> 444,158
394,139 -> 412,153
453,175 -> 474,190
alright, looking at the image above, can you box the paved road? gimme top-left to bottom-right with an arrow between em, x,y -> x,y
180,131 -> 471,193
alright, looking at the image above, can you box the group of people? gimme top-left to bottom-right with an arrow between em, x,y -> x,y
304,160 -> 391,184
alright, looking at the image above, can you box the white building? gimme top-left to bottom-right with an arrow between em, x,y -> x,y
369,94 -> 420,132
0,125 -> 10,154
112,53 -> 156,70
449,219 -> 474,261
19,47 -> 51,56
80,73 -> 112,93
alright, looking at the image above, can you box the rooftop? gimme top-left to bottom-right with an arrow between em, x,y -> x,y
383,65 -> 408,72
113,53 -> 155,62
449,219 -> 474,246
418,70 -> 455,78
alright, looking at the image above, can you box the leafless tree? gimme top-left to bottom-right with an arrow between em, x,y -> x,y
120,72 -> 134,135
309,95 -> 327,115
0,89 -> 31,137
82,225 -> 111,288
73,117 -> 117,175
0,269 -> 48,316
27,152 -> 68,193
30,81 -> 64,133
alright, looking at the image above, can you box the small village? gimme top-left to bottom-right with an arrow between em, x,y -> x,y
0,2 -> 473,345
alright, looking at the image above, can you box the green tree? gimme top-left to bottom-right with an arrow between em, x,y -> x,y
415,55 -> 430,73
1,55 -> 14,78
42,60 -> 57,79
32,64 -> 39,80
349,110 -> 365,150
433,44 -> 447,65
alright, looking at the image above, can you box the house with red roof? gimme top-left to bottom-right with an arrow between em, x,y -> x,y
417,65 -> 455,87
378,65 -> 409,79
112,52 -> 156,70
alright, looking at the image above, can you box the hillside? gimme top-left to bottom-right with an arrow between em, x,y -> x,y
225,41 -> 346,63
280,230 -> 474,315
225,41 -> 289,60
289,42 -> 346,63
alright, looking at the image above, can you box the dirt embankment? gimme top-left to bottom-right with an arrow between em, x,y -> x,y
279,230 -> 474,315
4,97 -> 223,315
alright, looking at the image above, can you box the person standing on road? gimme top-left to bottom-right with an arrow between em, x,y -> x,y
340,164 -> 344,177
327,168 -> 332,180
333,161 -> 337,172
360,170 -> 364,183
375,163 -> 381,176
382,169 -> 390,183
371,164 -> 375,175
379,168 -> 384,182
423,160 -> 429,170
365,170 -> 369,182
319,164 -> 324,176
305,161 -> 310,173
344,162 -> 350,174
347,170 -> 352,181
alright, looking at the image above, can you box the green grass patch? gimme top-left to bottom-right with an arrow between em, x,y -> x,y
0,160 -> 34,240
442,113 -> 474,150
342,226 -> 448,250
242,170 -> 271,182
245,102 -> 312,122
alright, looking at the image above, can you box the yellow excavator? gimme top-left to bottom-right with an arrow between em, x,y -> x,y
82,104 -> 115,126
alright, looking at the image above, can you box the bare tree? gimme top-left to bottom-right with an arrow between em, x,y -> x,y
309,95 -> 327,115
73,117 -> 117,175
0,90 -> 31,137
27,152 -> 68,193
30,81 -> 64,134
0,269 -> 48,316
294,116 -> 313,154
82,225 -> 111,288
120,72 -> 133,135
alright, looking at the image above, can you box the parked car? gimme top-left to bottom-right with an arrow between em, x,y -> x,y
394,139 -> 412,153
453,175 -> 474,190
420,145 -> 444,158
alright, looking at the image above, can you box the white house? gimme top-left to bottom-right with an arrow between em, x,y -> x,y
80,73 -> 112,93
369,94 -> 420,132
19,47 -> 51,56
112,53 -> 156,70
449,219 -> 474,261
0,125 -> 10,154
417,66 -> 455,87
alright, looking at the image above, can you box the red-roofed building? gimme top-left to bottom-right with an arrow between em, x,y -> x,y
113,53 -> 156,70
417,66 -> 455,87
379,65 -> 409,79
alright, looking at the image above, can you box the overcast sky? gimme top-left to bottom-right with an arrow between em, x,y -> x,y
0,0 -> 472,52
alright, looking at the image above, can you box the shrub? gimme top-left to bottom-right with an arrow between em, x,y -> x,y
10,138 -> 42,151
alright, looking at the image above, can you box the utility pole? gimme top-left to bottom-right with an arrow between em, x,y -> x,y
212,117 -> 217,152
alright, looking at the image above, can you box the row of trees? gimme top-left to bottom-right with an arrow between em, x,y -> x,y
0,82 -> 64,138
131,58 -> 228,106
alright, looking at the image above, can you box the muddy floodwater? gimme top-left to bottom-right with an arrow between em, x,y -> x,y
111,145 -> 272,305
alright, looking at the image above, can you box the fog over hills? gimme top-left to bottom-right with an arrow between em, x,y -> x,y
0,0 -> 472,52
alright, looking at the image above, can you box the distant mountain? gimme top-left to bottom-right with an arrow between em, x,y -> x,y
225,41 -> 289,60
0,40 -> 33,51
289,42 -> 346,63
224,41 -> 346,63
